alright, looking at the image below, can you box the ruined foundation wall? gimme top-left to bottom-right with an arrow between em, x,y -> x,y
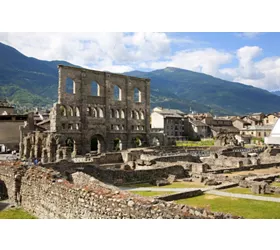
44,161 -> 187,185
0,164 -> 241,219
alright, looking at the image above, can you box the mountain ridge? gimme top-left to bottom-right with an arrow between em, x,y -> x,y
1,42 -> 280,115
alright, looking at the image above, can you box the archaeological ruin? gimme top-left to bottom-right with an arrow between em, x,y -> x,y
19,65 -> 153,163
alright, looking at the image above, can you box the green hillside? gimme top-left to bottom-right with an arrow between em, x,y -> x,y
1,42 -> 280,115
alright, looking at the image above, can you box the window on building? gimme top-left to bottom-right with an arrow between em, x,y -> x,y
91,81 -> 100,96
114,85 -> 122,101
66,77 -> 75,94
134,88 -> 141,102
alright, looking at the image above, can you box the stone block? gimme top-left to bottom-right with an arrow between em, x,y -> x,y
136,159 -> 144,166
167,174 -> 176,184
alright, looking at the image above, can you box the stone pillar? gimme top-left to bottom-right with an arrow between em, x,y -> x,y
41,148 -> 48,164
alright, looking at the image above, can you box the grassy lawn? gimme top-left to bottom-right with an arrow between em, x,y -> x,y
271,182 -> 280,187
131,191 -> 175,197
223,187 -> 280,198
176,194 -> 280,219
0,208 -> 36,219
122,181 -> 206,189
176,139 -> 214,147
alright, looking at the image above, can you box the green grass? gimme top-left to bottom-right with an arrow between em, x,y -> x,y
271,182 -> 280,187
176,194 -> 280,219
0,208 -> 36,219
223,187 -> 280,198
131,191 -> 175,197
176,139 -> 214,147
122,182 -> 206,189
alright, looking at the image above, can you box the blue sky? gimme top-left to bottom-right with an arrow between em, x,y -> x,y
1,32 -> 280,91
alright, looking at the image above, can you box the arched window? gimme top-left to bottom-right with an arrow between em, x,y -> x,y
76,107 -> 80,117
87,107 -> 92,116
98,107 -> 104,118
134,88 -> 141,102
113,138 -> 122,151
93,108 -> 98,117
68,106 -> 74,116
114,85 -> 122,101
115,110 -> 120,119
132,110 -> 139,119
66,77 -> 75,94
121,110 -> 125,119
60,106 -> 67,116
91,81 -> 100,96
110,109 -> 115,118
140,111 -> 144,120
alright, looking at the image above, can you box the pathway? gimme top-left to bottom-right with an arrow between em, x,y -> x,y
119,187 -> 201,192
206,190 -> 280,203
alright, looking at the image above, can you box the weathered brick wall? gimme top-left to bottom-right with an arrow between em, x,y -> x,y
0,164 -> 241,219
43,161 -> 187,185
73,152 -> 123,164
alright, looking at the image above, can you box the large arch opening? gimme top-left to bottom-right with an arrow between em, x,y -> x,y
65,138 -> 75,152
90,135 -> 105,154
152,137 -> 160,146
92,108 -> 98,118
60,105 -> 67,117
76,107 -> 80,117
91,81 -> 100,96
113,138 -> 122,151
0,180 -> 8,201
131,110 -> 139,120
114,85 -> 122,101
68,106 -> 74,116
132,136 -> 143,148
139,110 -> 145,120
98,107 -> 104,118
87,107 -> 92,116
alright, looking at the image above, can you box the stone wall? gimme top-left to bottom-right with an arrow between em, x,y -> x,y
43,161 -> 188,185
0,164 -> 241,219
158,189 -> 203,201
140,153 -> 201,163
73,152 -> 123,164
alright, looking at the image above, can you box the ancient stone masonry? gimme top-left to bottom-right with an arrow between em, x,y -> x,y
19,65 -> 151,163
0,164 -> 241,219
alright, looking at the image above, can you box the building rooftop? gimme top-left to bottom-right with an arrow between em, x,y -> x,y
153,107 -> 185,116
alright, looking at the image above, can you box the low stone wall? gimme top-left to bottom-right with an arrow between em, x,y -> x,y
140,153 -> 201,163
206,162 -> 280,174
73,152 -> 123,164
158,189 -> 203,201
43,161 -> 187,185
0,164 -> 242,219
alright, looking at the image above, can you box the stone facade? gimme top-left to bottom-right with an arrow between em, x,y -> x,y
19,65 -> 151,163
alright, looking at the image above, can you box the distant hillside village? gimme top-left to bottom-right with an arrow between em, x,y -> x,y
151,107 -> 278,146
1,96 -> 280,153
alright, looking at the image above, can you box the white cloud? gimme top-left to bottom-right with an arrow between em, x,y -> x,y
141,48 -> 233,76
0,32 -> 171,72
219,46 -> 280,90
237,32 -> 262,39
2,32 -> 280,91
236,46 -> 264,79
